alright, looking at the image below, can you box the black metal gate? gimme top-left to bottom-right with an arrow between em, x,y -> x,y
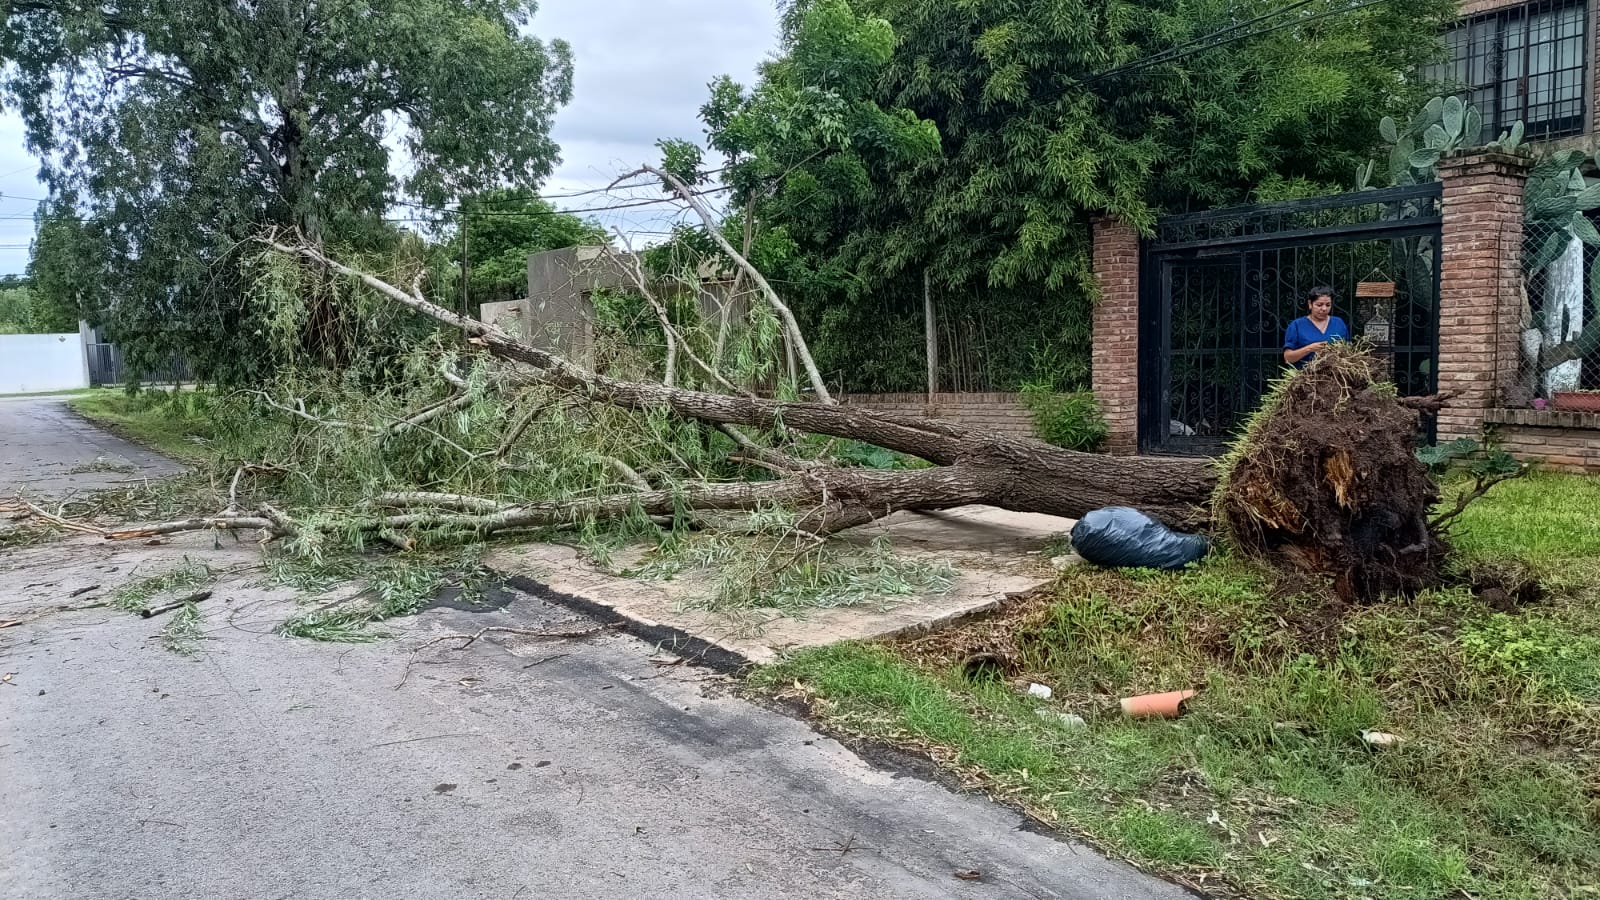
1139,184 -> 1444,455
85,331 -> 193,387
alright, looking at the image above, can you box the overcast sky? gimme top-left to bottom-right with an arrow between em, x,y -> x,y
0,0 -> 781,276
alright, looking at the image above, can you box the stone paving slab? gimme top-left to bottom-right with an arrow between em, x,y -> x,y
486,506 -> 1076,665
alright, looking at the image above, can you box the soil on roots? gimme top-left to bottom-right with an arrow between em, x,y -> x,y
1216,347 -> 1446,602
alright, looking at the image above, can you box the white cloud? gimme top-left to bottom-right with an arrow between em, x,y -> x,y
0,0 -> 781,274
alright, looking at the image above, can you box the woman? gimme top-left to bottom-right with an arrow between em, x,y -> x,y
1283,286 -> 1349,368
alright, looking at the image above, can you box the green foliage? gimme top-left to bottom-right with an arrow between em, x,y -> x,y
1019,386 -> 1107,451
1416,436 -> 1520,481
4,0 -> 574,385
674,0 -> 1453,392
1369,94 -> 1523,188
159,601 -> 206,658
109,561 -> 213,615
453,189 -> 607,311
0,275 -> 75,334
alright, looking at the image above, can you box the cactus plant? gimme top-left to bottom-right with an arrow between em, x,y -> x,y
1369,95 -> 1524,190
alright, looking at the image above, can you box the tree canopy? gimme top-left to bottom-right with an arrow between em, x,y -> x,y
0,274 -> 75,334
4,0 -> 574,383
675,0 -> 1456,392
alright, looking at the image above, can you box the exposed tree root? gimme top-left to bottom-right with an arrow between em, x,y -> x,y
1216,347 -> 1455,601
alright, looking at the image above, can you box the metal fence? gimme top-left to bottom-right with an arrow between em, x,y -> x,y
1517,215 -> 1600,410
85,340 -> 193,387
1141,183 -> 1444,454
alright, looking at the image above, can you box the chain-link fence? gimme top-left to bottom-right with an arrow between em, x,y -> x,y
1515,216 -> 1600,410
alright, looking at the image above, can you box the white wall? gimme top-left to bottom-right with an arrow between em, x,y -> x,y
0,332 -> 89,394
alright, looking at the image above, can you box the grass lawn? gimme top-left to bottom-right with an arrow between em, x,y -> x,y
753,473 -> 1600,899
67,388 -> 216,465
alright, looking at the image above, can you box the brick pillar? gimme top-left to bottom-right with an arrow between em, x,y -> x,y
1092,218 -> 1140,454
1435,152 -> 1530,443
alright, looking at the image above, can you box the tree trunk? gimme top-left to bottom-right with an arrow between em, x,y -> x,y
266,239 -> 1217,531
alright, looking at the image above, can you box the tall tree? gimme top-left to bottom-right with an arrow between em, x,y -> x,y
679,0 -> 1455,392
2,0 -> 573,383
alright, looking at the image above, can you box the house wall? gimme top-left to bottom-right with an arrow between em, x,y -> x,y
0,332 -> 89,394
1487,409 -> 1600,471
1455,0 -> 1600,150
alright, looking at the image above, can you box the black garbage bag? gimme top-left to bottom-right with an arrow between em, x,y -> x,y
1069,507 -> 1210,571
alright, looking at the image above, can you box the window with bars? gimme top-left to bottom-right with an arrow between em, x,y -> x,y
1427,0 -> 1588,142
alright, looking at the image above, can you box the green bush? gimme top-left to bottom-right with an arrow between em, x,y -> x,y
1019,383 -> 1107,451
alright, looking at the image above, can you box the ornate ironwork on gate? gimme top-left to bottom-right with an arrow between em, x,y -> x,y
1139,183 -> 1444,455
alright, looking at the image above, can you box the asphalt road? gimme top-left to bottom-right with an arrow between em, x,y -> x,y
0,395 -> 185,497
0,401 -> 1190,900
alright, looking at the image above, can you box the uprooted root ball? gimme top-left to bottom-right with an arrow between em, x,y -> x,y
1216,346 -> 1446,601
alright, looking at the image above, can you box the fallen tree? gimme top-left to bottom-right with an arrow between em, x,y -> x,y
101,232 -> 1218,543
79,213 -> 1503,602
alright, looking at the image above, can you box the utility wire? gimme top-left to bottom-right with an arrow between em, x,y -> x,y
1081,0 -> 1399,85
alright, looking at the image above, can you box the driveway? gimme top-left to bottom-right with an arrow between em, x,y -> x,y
0,402 -> 1189,900
0,395 -> 185,497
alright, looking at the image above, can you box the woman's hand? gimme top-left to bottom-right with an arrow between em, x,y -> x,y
1283,341 -> 1327,365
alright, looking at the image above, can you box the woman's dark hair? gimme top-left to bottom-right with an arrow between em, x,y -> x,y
1306,286 -> 1336,305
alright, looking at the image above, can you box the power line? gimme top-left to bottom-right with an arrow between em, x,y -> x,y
1087,0 -> 1320,82
1081,0 -> 1399,85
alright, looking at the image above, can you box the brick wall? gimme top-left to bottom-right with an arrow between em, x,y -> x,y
1485,409 -> 1600,472
1435,152 -> 1532,443
842,392 -> 1038,440
1092,218 -> 1140,454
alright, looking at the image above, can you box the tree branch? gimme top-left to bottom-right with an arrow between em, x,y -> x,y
631,164 -> 834,404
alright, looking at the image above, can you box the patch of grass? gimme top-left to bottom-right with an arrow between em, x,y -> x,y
159,601 -> 206,657
757,477 -> 1600,899
68,389 -> 215,464
109,560 -> 213,614
633,528 -> 956,614
1448,471 -> 1600,591
1105,807 -> 1220,867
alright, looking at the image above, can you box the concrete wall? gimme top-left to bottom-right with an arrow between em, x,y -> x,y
0,332 -> 88,394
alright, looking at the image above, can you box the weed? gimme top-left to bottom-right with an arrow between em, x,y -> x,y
1018,385 -> 1108,451
1459,613 -> 1600,703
